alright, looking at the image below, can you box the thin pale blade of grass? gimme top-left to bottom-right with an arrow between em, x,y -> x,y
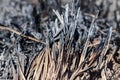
61,63 -> 68,77
70,66 -> 92,80
46,60 -> 55,79
33,50 -> 45,80
0,26 -> 46,44
34,56 -> 44,80
101,69 -> 107,80
79,15 -> 97,66
42,48 -> 49,80
65,4 -> 69,23
27,49 -> 45,80
98,27 -> 112,69
107,46 -> 117,62
53,10 -> 64,26
70,57 -> 77,71
18,62 -> 26,80
11,60 -> 18,80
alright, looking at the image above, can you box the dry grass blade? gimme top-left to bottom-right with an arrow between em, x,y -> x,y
98,27 -> 112,69
65,4 -> 69,23
32,49 -> 45,80
70,66 -> 92,80
11,60 -> 18,80
107,46 -> 117,62
34,56 -> 44,80
41,48 -> 49,80
17,56 -> 26,80
101,69 -> 107,80
103,27 -> 112,56
0,26 -> 46,45
26,49 -> 45,78
79,15 -> 96,66
19,65 -> 26,80
53,9 -> 64,26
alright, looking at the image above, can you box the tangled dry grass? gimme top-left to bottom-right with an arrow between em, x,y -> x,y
0,0 -> 120,80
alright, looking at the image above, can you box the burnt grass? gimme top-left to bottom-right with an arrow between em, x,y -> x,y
0,0 -> 120,80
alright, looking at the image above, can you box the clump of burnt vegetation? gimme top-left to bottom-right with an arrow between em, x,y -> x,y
0,0 -> 120,80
